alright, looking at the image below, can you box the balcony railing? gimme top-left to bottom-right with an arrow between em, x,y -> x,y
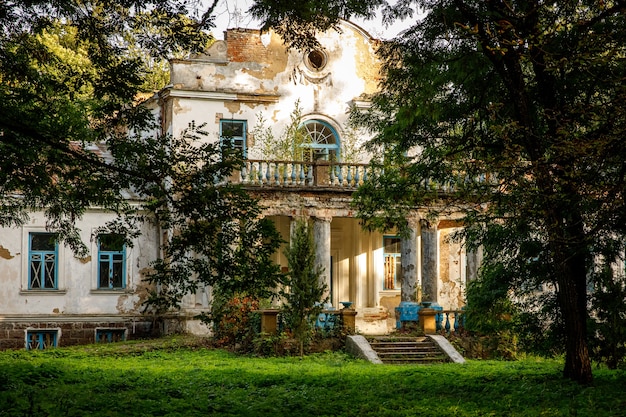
240,160 -> 371,188
236,159 -> 497,192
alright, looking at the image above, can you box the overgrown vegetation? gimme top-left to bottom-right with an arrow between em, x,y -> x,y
280,218 -> 328,356
250,0 -> 626,384
207,218 -> 335,357
0,1 -> 215,253
1,339 -> 625,416
251,100 -> 366,163
462,247 -> 626,368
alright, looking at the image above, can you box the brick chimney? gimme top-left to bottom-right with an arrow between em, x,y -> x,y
226,28 -> 270,62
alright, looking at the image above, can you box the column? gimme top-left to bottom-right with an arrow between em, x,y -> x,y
400,219 -> 419,302
466,246 -> 483,282
420,219 -> 438,303
313,216 -> 332,302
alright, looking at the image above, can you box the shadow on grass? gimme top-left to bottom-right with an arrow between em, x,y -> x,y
0,343 -> 625,417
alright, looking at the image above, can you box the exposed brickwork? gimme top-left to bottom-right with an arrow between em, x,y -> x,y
226,28 -> 269,63
0,320 -> 154,350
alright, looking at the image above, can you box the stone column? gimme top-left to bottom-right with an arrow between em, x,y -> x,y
313,216 -> 332,302
466,246 -> 483,282
400,219 -> 419,302
421,220 -> 438,303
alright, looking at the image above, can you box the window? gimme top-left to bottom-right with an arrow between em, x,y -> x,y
383,236 -> 402,290
26,330 -> 58,350
220,120 -> 247,156
300,120 -> 340,161
29,233 -> 58,289
96,329 -> 126,343
304,49 -> 327,71
98,234 -> 126,289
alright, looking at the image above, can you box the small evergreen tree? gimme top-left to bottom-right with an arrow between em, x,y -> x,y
281,218 -> 328,356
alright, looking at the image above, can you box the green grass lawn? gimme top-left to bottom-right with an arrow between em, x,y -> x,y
0,336 -> 624,417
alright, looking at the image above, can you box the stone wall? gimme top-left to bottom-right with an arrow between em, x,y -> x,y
0,319 -> 153,350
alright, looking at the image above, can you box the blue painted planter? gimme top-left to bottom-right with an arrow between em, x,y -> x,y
395,301 -> 421,329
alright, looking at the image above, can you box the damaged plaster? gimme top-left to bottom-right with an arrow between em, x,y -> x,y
0,245 -> 14,259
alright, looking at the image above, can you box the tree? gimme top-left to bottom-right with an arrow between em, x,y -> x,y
121,125 -> 284,314
251,0 -> 626,383
281,218 -> 328,356
0,1 -> 215,253
0,2 -> 287,343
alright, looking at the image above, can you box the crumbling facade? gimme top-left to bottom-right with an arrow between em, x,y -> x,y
154,20 -> 478,333
0,20 -> 478,349
0,209 -> 158,349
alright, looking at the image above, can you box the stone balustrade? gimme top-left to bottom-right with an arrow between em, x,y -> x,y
240,160 -> 371,188
235,159 -> 496,193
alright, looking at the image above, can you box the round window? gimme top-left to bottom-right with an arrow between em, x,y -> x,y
305,49 -> 327,71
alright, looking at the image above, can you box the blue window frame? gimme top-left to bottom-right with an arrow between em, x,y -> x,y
220,120 -> 247,157
98,234 -> 126,289
383,236 -> 402,290
29,233 -> 58,290
96,329 -> 126,343
300,120 -> 340,161
26,330 -> 58,350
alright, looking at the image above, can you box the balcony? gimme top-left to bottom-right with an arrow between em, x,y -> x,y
239,160 -> 371,189
236,159 -> 496,193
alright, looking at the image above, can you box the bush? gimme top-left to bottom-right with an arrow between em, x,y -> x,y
211,294 -> 261,352
589,269 -> 626,369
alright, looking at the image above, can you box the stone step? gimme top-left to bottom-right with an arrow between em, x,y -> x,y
367,336 -> 449,364
375,346 -> 442,354
370,342 -> 436,348
377,352 -> 445,358
369,336 -> 429,342
382,357 -> 449,364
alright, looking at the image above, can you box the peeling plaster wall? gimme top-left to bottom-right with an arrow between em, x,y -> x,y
437,228 -> 467,310
0,210 -> 158,317
165,21 -> 380,161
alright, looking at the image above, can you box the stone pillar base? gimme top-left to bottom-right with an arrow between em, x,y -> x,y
257,309 -> 279,335
341,309 -> 357,333
419,308 -> 437,334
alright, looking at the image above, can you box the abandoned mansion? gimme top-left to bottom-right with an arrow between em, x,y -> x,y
0,20 -> 479,349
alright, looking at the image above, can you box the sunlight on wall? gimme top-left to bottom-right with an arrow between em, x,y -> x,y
356,251 -> 367,308
373,247 -> 383,292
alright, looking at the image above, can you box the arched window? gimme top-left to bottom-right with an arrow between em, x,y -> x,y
300,120 -> 340,161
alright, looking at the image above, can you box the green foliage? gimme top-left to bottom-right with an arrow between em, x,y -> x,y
211,294 -> 261,352
1,342 -> 626,416
114,124 -> 283,318
249,0 -> 387,50
280,218 -> 328,356
0,1 -> 213,252
251,100 -> 367,163
0,2 -> 283,341
589,266 -> 626,369
251,100 -> 310,161
257,0 -> 626,383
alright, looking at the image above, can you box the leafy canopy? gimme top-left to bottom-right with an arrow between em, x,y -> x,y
0,1 -> 215,254
251,0 -> 626,383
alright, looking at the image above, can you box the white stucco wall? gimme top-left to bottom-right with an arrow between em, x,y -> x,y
161,21 -> 379,163
0,210 -> 158,317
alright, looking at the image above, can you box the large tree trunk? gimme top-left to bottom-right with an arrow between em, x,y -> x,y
552,228 -> 593,384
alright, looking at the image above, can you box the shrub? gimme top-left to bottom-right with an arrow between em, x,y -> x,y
211,294 -> 261,352
589,269 -> 626,369
280,218 -> 328,356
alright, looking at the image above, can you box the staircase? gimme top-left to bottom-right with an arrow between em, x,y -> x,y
367,336 -> 449,364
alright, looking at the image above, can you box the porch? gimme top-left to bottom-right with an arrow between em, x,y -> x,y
178,159 -> 481,335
